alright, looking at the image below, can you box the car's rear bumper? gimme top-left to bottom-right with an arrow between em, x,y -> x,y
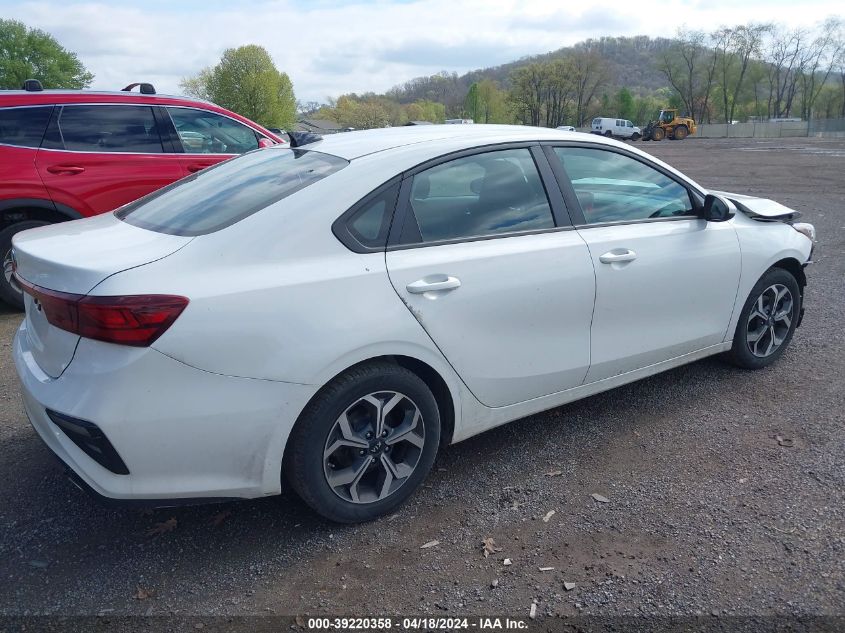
13,321 -> 316,502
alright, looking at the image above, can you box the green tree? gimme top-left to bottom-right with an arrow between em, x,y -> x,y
464,83 -> 481,121
476,79 -> 513,123
615,87 -> 635,120
509,64 -> 547,126
404,100 -> 445,123
180,45 -> 296,129
0,19 -> 93,89
331,95 -> 390,129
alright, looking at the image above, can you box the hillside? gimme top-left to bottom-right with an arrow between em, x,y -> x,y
385,35 -> 677,108
314,25 -> 843,129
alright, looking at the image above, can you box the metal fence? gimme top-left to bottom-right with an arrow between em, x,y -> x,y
695,118 -> 845,139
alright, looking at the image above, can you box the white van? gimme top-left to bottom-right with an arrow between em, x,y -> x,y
591,117 -> 641,140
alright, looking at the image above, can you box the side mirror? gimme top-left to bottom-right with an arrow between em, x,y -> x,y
703,194 -> 733,222
258,138 -> 275,149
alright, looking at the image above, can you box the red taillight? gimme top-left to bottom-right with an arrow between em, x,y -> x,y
15,274 -> 188,347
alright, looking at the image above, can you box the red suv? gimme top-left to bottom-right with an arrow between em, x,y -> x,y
0,81 -> 284,308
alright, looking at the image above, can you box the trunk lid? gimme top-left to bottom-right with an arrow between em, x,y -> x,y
13,213 -> 192,378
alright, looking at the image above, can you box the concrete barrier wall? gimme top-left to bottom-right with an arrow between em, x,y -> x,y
695,118 -> 845,139
697,121 -> 809,138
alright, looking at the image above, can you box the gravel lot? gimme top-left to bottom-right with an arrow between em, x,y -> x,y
0,137 -> 843,625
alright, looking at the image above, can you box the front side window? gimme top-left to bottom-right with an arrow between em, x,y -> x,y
44,105 -> 164,153
408,148 -> 555,243
117,148 -> 347,236
167,107 -> 259,154
0,106 -> 52,147
553,147 -> 694,224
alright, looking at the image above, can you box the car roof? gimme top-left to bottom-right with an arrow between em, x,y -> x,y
302,124 -> 606,161
294,124 -> 704,196
0,90 -> 214,107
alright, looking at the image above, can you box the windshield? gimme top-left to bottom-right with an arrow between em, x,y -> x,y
116,148 -> 348,236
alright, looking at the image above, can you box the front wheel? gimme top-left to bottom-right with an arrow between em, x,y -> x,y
726,268 -> 801,370
0,220 -> 51,310
284,362 -> 441,523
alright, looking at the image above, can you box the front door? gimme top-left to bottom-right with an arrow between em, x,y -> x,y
386,146 -> 595,408
163,106 -> 261,175
548,145 -> 741,382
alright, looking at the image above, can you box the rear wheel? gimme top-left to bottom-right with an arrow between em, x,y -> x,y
0,220 -> 50,310
604,130 -> 613,137
651,127 -> 665,141
674,125 -> 689,140
285,362 -> 441,523
726,268 -> 801,370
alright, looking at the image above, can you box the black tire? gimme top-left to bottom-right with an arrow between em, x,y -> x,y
631,132 -> 641,141
651,127 -> 665,141
604,130 -> 613,137
284,362 -> 441,523
0,221 -> 50,310
726,268 -> 801,370
674,125 -> 689,140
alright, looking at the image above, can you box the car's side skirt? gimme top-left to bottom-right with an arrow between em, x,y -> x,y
453,342 -> 733,442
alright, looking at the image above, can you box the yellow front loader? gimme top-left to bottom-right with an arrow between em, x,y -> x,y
641,109 -> 697,141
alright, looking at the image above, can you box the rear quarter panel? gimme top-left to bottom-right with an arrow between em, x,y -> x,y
91,160 -> 472,432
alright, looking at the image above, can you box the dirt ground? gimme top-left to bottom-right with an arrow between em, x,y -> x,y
0,137 -> 843,627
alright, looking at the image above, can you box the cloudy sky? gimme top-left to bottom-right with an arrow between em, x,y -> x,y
6,0 -> 843,103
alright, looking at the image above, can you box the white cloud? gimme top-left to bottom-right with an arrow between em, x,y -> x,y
8,0 -> 844,103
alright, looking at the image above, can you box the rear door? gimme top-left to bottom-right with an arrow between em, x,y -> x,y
162,106 -> 262,175
385,145 -> 595,408
546,144 -> 741,382
35,104 -> 184,216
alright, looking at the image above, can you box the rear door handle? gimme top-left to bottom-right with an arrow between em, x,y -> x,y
46,165 -> 85,175
599,249 -> 637,264
187,163 -> 214,173
406,276 -> 461,294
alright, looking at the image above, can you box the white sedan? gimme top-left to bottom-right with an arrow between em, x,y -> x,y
12,125 -> 815,522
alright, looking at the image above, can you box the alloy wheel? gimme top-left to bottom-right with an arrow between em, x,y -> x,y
746,283 -> 793,358
323,391 -> 425,504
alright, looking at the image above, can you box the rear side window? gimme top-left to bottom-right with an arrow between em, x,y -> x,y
117,148 -> 348,236
43,105 -> 164,153
0,106 -> 52,148
407,148 -> 554,243
334,182 -> 401,250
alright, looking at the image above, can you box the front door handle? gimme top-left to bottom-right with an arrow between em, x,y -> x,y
46,165 -> 85,175
406,275 -> 461,294
599,249 -> 637,264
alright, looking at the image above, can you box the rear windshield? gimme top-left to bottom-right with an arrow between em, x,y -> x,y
116,148 -> 348,236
